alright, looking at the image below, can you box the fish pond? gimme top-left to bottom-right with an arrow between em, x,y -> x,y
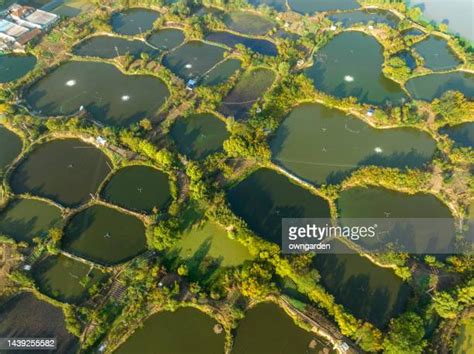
0,198 -> 62,244
0,125 -> 22,173
220,67 -> 275,120
405,71 -> 474,101
163,41 -> 226,80
0,54 -> 36,83
73,36 -> 156,59
440,122 -> 474,149
313,241 -> 411,328
25,61 -> 169,126
329,9 -> 399,28
111,8 -> 160,36
337,187 -> 455,254
102,165 -> 171,214
223,11 -> 274,36
10,139 -> 111,207
288,0 -> 359,14
146,28 -> 185,50
305,31 -> 407,105
228,168 -> 330,245
413,35 -> 461,71
232,302 -> 335,354
271,103 -> 436,185
171,113 -> 229,160
167,206 -> 253,280
248,0 -> 287,12
205,31 -> 278,56
62,205 -> 146,265
115,307 -> 225,354
0,293 -> 78,353
201,58 -> 241,86
33,254 -> 106,303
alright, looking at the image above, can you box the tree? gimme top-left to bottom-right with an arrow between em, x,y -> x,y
355,322 -> 383,352
383,312 -> 427,354
432,292 -> 460,319
238,262 -> 274,299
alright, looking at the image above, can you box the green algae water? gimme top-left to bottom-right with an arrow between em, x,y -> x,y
228,168 -> 330,245
232,302 -> 335,354
62,205 -> 146,265
0,125 -> 22,173
223,11 -> 274,35
33,254 -> 106,303
271,103 -> 436,185
25,61 -> 169,126
171,113 -> 229,160
147,28 -> 184,50
0,198 -> 62,244
313,241 -> 411,328
440,122 -> 474,149
73,36 -> 156,58
201,58 -> 241,86
413,35 -> 461,71
406,71 -> 474,101
0,55 -> 36,83
337,186 -> 455,254
205,31 -> 278,56
116,307 -> 225,354
102,165 -> 171,213
163,41 -> 226,80
0,293 -> 78,353
288,0 -> 359,14
10,139 -> 111,207
305,31 -> 407,105
111,8 -> 160,36
220,68 -> 275,120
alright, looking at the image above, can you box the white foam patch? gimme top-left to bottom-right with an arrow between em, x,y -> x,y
66,79 -> 76,87
344,75 -> 354,82
121,95 -> 130,101
374,147 -> 383,154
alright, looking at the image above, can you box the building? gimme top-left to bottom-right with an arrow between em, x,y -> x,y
0,3 -> 58,51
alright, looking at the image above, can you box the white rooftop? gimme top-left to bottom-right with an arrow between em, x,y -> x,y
0,18 -> 29,38
24,9 -> 58,26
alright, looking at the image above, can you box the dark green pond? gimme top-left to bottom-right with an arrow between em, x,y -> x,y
248,0 -> 287,12
73,36 -> 156,58
0,54 -> 36,83
0,198 -> 62,244
405,71 -> 474,101
220,67 -> 275,120
337,187 -> 455,254
0,125 -> 22,173
223,11 -> 274,36
313,241 -> 411,328
201,59 -> 241,86
402,28 -> 425,37
0,293 -> 78,354
440,122 -> 474,149
413,35 -> 461,71
116,307 -> 225,354
33,254 -> 106,303
10,139 -> 111,207
329,9 -> 399,28
102,165 -> 171,213
111,8 -> 160,36
305,32 -> 407,105
163,41 -> 226,80
288,0 -> 359,14
62,205 -> 146,265
147,28 -> 185,50
232,302 -> 334,354
228,168 -> 330,245
271,103 -> 436,185
171,113 -> 229,160
25,61 -> 169,126
205,31 -> 278,56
